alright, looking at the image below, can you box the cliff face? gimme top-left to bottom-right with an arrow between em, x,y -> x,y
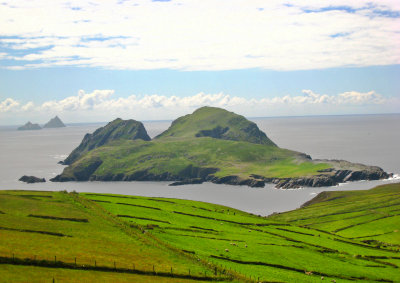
43,116 -> 66,128
62,118 -> 151,165
18,122 -> 41,131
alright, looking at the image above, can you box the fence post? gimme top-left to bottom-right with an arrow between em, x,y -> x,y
74,257 -> 76,266
170,267 -> 173,275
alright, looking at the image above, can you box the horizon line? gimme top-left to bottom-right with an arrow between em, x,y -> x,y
1,112 -> 399,127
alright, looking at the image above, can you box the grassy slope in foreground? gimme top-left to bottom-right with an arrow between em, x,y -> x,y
1,183 -> 400,282
84,183 -> 400,283
0,190 -> 225,282
270,183 -> 400,244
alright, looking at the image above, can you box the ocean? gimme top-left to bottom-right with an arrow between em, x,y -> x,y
1,114 -> 399,216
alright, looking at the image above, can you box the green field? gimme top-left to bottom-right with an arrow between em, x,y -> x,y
1,183 -> 400,282
0,190 -> 229,282
270,183 -> 400,245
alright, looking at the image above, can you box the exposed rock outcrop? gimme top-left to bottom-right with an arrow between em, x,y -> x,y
52,157 -> 391,189
51,158 -> 103,182
206,175 -> 265,187
52,165 -> 219,183
169,179 -> 204,186
250,163 -> 391,189
19,175 -> 46,183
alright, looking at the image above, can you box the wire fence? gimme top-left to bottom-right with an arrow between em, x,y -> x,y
0,254 -> 236,282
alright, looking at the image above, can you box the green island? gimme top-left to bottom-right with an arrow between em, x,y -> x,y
51,106 -> 389,189
1,183 -> 399,282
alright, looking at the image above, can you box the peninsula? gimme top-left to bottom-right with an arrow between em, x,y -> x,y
52,107 -> 390,188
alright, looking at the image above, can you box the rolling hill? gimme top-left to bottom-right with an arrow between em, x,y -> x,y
2,183 -> 399,282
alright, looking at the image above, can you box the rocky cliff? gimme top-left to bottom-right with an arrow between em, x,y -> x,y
61,118 -> 151,165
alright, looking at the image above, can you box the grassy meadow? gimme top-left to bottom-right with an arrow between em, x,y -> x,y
0,190 -> 227,282
1,183 -> 399,282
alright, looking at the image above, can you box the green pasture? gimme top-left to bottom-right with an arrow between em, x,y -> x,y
0,264 -> 203,283
1,183 -> 399,282
271,183 -> 400,245
0,190 -> 224,282
83,183 -> 400,282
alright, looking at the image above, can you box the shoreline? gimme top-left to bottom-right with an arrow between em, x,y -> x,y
9,177 -> 400,217
50,164 -> 392,189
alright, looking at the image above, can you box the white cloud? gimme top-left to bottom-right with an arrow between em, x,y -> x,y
337,91 -> 386,104
0,98 -> 20,112
1,89 -> 398,124
40,90 -> 114,112
0,0 -> 399,71
21,101 -> 35,111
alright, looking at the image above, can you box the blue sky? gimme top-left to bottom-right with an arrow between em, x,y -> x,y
1,66 -> 399,103
0,0 -> 399,124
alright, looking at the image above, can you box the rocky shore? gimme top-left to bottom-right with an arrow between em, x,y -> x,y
253,168 -> 391,189
209,160 -> 391,189
51,161 -> 391,189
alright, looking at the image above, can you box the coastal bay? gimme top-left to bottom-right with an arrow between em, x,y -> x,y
1,114 -> 399,216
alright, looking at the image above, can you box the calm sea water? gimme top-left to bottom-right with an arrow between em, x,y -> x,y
0,114 -> 399,216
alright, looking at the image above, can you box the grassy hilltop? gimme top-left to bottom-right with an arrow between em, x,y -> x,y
52,106 -> 388,188
155,106 -> 276,146
1,183 -> 400,282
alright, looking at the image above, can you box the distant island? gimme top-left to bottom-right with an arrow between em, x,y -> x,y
52,106 -> 390,188
43,116 -> 66,128
17,121 -> 41,131
19,175 -> 46,183
17,116 -> 66,131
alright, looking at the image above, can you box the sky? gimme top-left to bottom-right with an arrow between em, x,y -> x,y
0,0 -> 399,125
